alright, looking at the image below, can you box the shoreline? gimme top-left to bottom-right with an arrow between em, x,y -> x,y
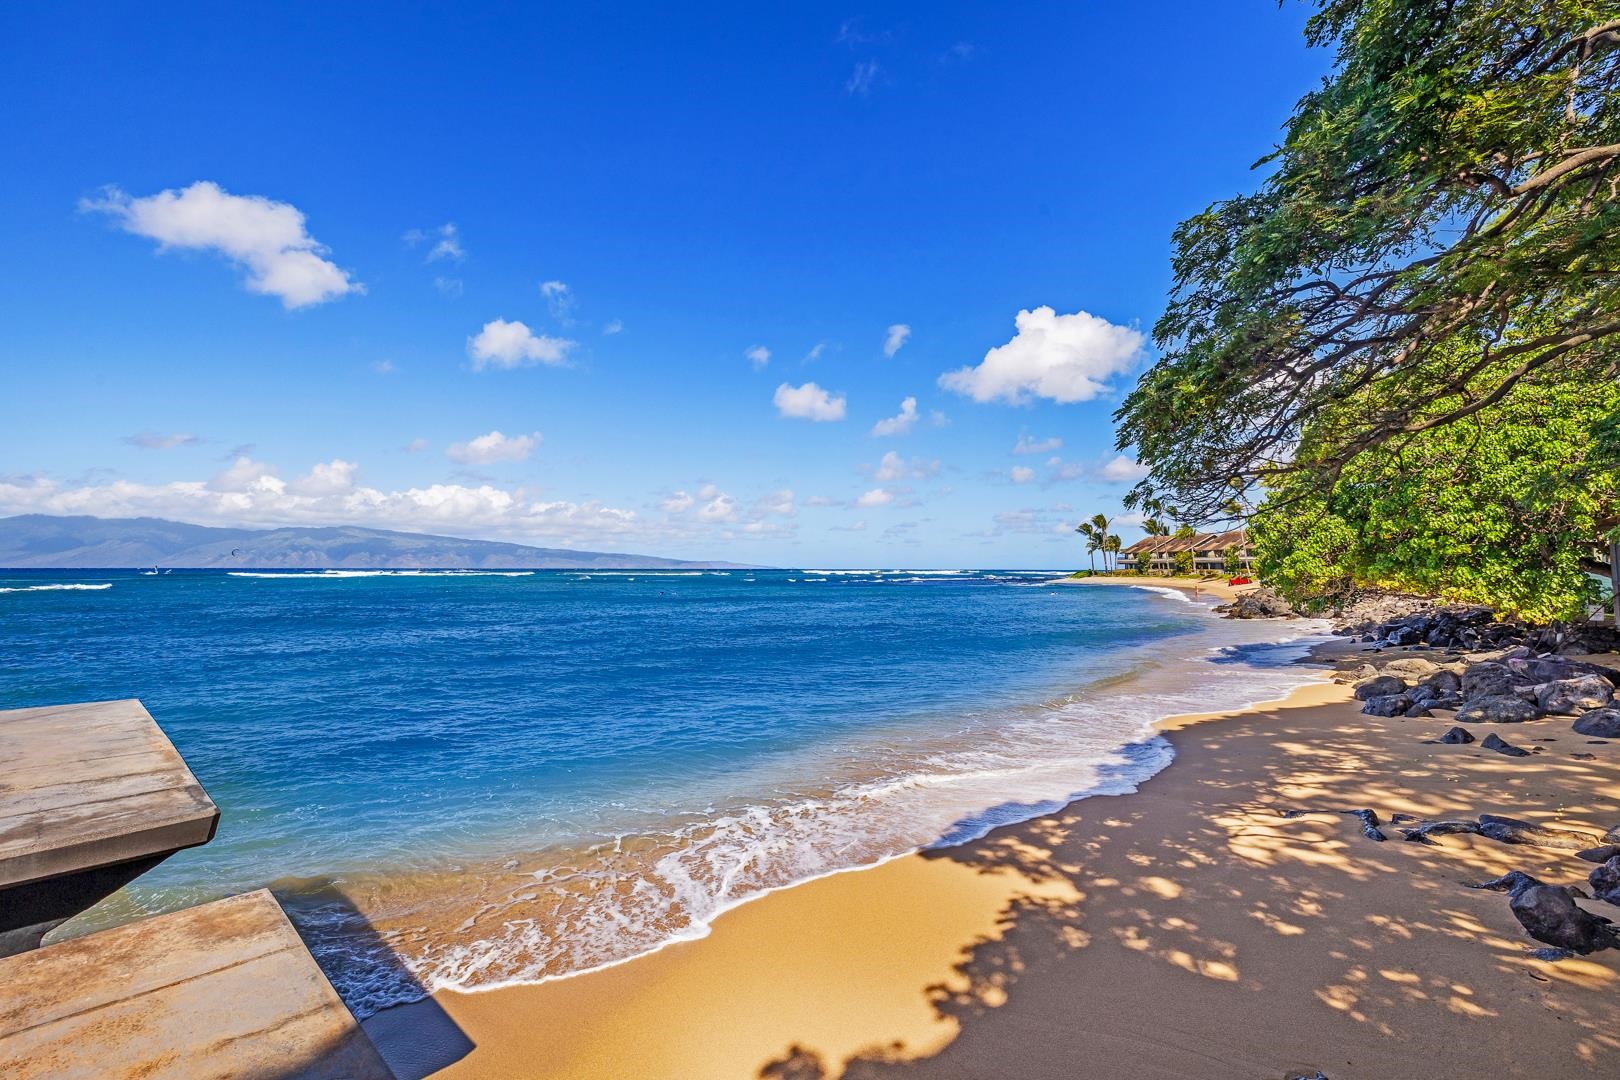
300,593 -> 1325,1018
1053,572 -> 1257,603
367,627 -> 1620,1078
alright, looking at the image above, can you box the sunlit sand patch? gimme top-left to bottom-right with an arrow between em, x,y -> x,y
418,852 -> 1083,1079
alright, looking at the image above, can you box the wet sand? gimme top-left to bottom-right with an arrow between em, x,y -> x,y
369,664 -> 1620,1079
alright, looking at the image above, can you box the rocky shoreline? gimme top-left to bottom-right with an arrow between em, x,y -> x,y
1291,599 -> 1620,963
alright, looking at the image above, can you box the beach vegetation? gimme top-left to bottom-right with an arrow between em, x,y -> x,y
1251,372 -> 1620,622
1116,2 -> 1620,619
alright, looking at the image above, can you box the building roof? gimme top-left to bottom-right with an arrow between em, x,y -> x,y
1120,528 -> 1248,556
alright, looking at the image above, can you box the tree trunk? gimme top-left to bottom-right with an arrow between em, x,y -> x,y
1611,539 -> 1620,625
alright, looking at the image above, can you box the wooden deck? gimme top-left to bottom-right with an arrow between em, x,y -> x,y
0,698 -> 222,953
0,889 -> 394,1079
0,698 -> 219,889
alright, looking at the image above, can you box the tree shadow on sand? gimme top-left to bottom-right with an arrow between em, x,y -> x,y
757,698 -> 1620,1079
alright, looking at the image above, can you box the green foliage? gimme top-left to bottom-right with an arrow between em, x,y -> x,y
1252,375 -> 1620,622
1223,546 -> 1244,576
1171,550 -> 1195,577
1116,4 -> 1620,521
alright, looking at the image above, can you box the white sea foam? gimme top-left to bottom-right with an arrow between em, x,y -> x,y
1130,584 -> 1205,605
310,609 -> 1333,1015
0,583 -> 113,593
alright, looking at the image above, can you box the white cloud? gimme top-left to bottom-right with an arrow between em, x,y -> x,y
1013,434 -> 1062,455
0,472 -> 641,546
661,490 -> 696,513
1009,466 -> 1036,484
603,319 -> 624,335
405,438 -> 430,453
209,456 -> 281,493
746,345 -> 771,370
446,430 -> 541,464
804,342 -> 827,363
870,396 -> 919,437
83,181 -> 361,308
774,381 -> 846,421
938,306 -> 1144,404
698,492 -> 738,523
873,451 -> 940,482
405,223 -> 465,263
433,276 -> 464,298
124,432 -> 198,450
467,319 -> 574,370
846,60 -> 881,96
540,280 -> 575,323
883,323 -> 911,358
856,488 -> 893,507
1099,454 -> 1151,483
371,359 -> 397,375
291,459 -> 358,496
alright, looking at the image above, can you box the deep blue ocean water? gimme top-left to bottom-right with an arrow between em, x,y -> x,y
0,568 -> 1323,1010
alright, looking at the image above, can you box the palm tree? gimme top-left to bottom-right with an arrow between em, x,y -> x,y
1087,513 -> 1112,571
1075,521 -> 1101,573
1141,518 -> 1170,538
1104,533 -> 1122,571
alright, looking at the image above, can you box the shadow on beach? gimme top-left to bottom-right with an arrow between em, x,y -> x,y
276,881 -> 475,1080
754,692 -> 1620,1079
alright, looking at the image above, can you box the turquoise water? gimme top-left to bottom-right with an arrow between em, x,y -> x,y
0,568 -> 1321,1012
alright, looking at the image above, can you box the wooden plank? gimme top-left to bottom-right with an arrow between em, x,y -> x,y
0,700 -> 218,888
0,890 -> 393,1080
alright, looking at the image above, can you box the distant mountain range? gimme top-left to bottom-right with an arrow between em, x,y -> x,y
0,515 -> 758,570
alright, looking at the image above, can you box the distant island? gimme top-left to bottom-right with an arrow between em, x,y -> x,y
0,514 -> 758,570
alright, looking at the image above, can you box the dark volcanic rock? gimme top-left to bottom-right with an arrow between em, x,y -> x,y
1477,814 -> 1600,850
1505,881 -> 1618,953
1578,844 -> 1620,863
1360,693 -> 1411,717
1573,708 -> 1620,738
1535,675 -> 1615,717
1471,870 -> 1617,954
1354,675 -> 1408,701
1461,662 -> 1519,700
1591,856 -> 1620,906
1457,695 -> 1542,724
1480,732 -> 1532,757
1218,587 -> 1295,619
1426,726 -> 1475,745
1341,808 -> 1386,841
1418,670 -> 1462,695
1511,656 -> 1620,687
1400,820 -> 1482,844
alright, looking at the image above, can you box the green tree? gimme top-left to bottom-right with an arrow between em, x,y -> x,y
1251,374 -> 1620,623
1104,533 -> 1122,573
1223,545 -> 1244,576
1116,5 -> 1620,523
1172,549 -> 1196,577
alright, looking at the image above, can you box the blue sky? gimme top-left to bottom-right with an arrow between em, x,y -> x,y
0,3 -> 1325,567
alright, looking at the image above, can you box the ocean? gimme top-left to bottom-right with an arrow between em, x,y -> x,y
0,568 -> 1325,1015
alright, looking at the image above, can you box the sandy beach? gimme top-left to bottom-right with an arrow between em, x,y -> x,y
1055,573 -> 1257,603
366,641 -> 1620,1079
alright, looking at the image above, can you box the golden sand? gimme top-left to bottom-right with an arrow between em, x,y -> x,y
370,665 -> 1620,1079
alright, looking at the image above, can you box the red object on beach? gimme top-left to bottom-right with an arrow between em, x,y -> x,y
1229,576 -> 1251,585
